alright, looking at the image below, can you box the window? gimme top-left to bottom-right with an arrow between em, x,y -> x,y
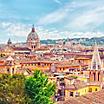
32,46 -> 33,48
98,65 -> 101,69
98,72 -> 100,81
93,72 -> 96,81
38,63 -> 40,66
7,69 -> 10,73
70,92 -> 73,96
75,92 -> 80,97
95,88 -> 97,91
89,88 -> 92,92
12,68 -> 14,74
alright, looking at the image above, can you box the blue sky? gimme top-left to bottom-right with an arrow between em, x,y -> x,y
0,0 -> 104,42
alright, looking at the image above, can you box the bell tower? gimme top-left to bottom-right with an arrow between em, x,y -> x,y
6,56 -> 15,75
7,38 -> 12,46
89,43 -> 103,82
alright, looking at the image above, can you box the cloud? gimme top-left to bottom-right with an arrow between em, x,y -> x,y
37,27 -> 104,39
37,1 -> 78,25
53,0 -> 62,4
37,0 -> 104,33
0,21 -> 104,42
37,27 -> 61,39
67,6 -> 104,31
0,22 -> 31,37
37,7 -> 69,25
0,21 -> 63,40
65,31 -> 104,39
37,0 -> 95,26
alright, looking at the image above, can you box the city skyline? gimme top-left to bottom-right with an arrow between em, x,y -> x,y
0,0 -> 104,42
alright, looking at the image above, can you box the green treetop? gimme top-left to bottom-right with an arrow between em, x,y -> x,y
25,70 -> 56,104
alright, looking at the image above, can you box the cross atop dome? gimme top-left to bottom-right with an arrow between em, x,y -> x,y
32,24 -> 35,32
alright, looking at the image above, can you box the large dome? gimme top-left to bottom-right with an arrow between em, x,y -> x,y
27,25 -> 39,41
26,25 -> 40,51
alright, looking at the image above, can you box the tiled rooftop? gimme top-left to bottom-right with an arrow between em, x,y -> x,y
57,89 -> 104,104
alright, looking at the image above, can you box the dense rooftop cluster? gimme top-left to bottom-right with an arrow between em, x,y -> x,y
0,26 -> 104,103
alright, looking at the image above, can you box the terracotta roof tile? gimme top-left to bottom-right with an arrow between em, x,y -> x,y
58,89 -> 104,104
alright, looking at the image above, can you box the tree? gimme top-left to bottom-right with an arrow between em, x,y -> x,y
25,70 -> 56,104
0,74 -> 31,104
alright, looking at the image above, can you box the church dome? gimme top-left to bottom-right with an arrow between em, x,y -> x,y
27,25 -> 39,41
26,25 -> 40,51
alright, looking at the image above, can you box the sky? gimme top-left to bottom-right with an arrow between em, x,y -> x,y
0,0 -> 104,43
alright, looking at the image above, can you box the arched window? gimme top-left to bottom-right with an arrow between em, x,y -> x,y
98,72 -> 100,81
95,88 -> 97,91
70,92 -> 73,96
7,68 -> 10,73
12,68 -> 14,74
93,72 -> 96,81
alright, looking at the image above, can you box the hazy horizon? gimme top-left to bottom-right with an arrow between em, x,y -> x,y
0,0 -> 104,42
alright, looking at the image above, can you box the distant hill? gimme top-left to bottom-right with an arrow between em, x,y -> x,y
40,36 -> 104,46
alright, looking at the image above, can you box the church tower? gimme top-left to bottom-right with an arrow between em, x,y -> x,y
27,25 -> 40,51
89,43 -> 103,82
7,38 -> 12,46
6,56 -> 15,75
